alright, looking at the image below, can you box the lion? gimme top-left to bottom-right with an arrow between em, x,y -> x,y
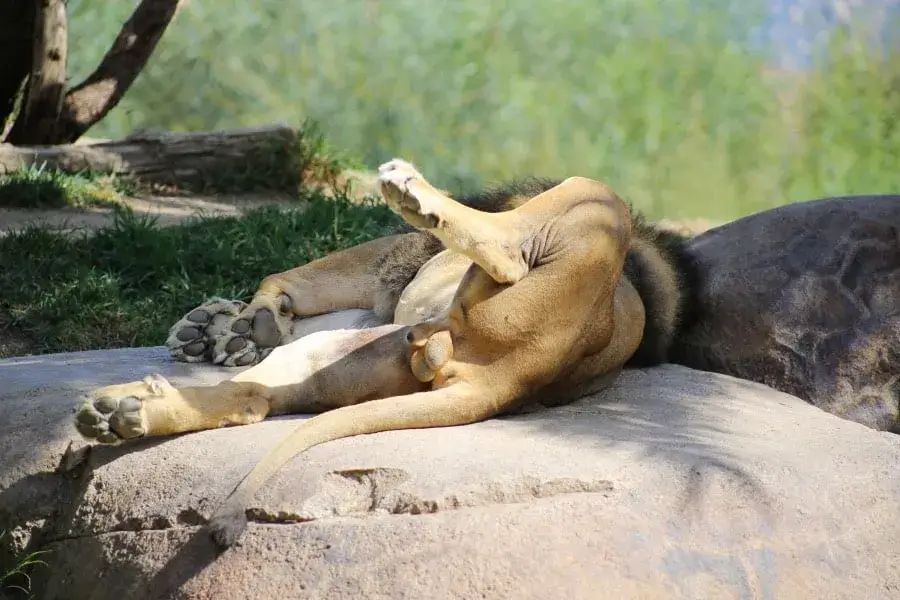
73,158 -> 695,549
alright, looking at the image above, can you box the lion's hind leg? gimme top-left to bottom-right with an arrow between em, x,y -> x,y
75,323 -> 439,445
167,294 -> 382,369
73,374 -> 271,444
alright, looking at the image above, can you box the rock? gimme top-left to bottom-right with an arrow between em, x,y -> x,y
1,346 -> 899,599
673,194 -> 900,432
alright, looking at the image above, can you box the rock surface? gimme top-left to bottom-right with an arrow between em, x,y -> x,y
1,346 -> 899,599
673,194 -> 900,432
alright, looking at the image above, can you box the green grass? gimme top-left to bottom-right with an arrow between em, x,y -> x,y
0,531 -> 48,599
0,192 -> 398,358
0,165 -> 137,209
64,0 -> 900,222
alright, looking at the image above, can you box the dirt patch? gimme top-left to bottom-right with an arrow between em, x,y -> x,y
0,193 -> 290,236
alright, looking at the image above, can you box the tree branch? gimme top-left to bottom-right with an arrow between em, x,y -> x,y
54,0 -> 185,144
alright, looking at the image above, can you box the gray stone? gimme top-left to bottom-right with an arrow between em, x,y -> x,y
1,346 -> 899,599
674,194 -> 900,432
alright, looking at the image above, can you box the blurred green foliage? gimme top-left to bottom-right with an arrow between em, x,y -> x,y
68,0 -> 899,220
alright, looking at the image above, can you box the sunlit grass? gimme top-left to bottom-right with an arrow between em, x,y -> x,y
0,192 -> 397,358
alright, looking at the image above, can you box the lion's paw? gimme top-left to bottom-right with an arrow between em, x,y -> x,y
378,159 -> 442,229
73,374 -> 169,444
166,298 -> 248,363
208,294 -> 295,367
167,295 -> 298,367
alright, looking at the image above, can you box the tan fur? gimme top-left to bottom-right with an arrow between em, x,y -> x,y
74,160 -> 649,549
250,233 -> 405,324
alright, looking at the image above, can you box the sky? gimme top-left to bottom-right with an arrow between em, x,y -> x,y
763,0 -> 899,67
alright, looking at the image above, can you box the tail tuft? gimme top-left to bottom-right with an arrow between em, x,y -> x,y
208,506 -> 248,551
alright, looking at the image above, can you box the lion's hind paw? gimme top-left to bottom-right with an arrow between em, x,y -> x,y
73,374 -> 168,444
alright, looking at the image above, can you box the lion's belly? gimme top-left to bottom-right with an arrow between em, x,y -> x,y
394,249 -> 472,326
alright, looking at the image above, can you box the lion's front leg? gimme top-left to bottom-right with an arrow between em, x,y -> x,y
166,234 -> 407,368
73,374 -> 272,444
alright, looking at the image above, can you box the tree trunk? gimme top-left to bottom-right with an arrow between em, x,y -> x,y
52,0 -> 185,144
0,1 -> 37,138
5,0 -> 69,146
0,125 -> 300,192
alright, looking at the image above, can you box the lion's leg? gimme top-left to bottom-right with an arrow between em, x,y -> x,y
73,374 -> 273,444
378,159 -> 623,286
167,235 -> 405,366
378,160 -> 528,284
74,324 -> 439,444
208,380 -> 509,548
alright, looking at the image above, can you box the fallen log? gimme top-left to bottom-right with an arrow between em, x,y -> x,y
0,124 -> 303,191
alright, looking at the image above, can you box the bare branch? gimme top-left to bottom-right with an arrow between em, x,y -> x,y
54,0 -> 185,144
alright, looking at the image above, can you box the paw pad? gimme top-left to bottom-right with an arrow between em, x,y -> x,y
377,159 -> 441,229
72,374 -> 170,444
167,297 -> 296,367
74,393 -> 145,444
166,298 -> 247,363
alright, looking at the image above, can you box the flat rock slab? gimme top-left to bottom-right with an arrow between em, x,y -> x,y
1,347 -> 898,599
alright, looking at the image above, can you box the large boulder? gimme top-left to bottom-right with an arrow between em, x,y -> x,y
673,194 -> 900,432
1,346 -> 898,599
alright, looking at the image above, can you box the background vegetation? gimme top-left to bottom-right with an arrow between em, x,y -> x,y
68,0 -> 899,221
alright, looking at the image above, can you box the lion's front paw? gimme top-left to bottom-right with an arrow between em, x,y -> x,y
377,159 -> 442,229
209,293 -> 296,367
73,374 -> 169,444
167,295 -> 297,368
166,298 -> 248,363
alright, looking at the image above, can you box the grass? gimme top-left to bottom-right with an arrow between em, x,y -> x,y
64,0 -> 900,222
0,531 -> 48,599
0,165 -> 137,209
0,191 -> 398,358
